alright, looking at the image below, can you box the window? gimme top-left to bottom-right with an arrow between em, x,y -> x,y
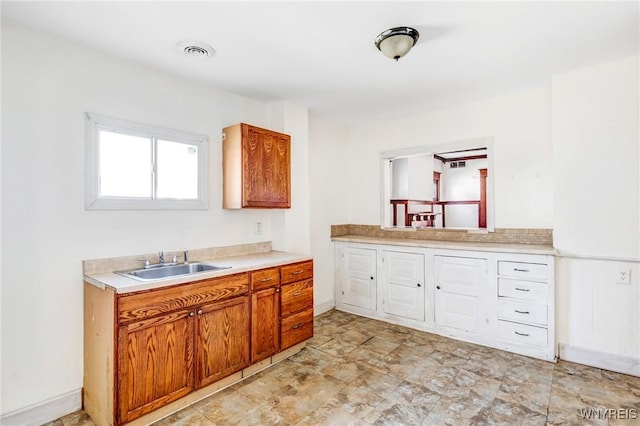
85,113 -> 208,210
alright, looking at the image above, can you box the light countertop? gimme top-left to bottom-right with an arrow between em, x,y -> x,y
332,235 -> 557,255
84,251 -> 312,294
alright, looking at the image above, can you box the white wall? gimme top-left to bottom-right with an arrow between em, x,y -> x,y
0,22 -> 295,416
552,56 -> 640,365
346,84 -> 553,228
308,117 -> 349,311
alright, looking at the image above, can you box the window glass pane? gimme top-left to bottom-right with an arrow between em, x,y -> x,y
156,139 -> 199,200
98,130 -> 151,197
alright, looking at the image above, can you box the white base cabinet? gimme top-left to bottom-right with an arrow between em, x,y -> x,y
381,250 -> 425,322
335,241 -> 556,362
335,246 -> 377,314
495,253 -> 555,361
434,255 -> 489,336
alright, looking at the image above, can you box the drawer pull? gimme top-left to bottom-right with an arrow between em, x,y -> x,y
189,312 -> 195,317
514,310 -> 530,315
291,270 -> 304,275
514,331 -> 530,337
291,322 -> 305,329
197,309 -> 203,315
513,268 -> 530,273
293,291 -> 302,296
515,287 -> 530,292
259,277 -> 273,282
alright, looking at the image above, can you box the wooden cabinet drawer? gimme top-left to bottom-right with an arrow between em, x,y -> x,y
117,273 -> 249,324
281,308 -> 314,349
498,278 -> 548,303
250,267 -> 280,291
281,279 -> 313,317
281,260 -> 313,284
498,299 -> 547,326
498,320 -> 547,347
498,261 -> 548,280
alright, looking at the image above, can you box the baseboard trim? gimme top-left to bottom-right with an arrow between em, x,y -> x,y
559,343 -> 640,377
314,299 -> 335,316
0,389 -> 81,426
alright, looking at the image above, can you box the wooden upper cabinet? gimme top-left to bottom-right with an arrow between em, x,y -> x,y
223,123 -> 291,209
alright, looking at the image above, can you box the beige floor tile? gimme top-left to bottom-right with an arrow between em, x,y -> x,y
197,390 -> 265,424
351,369 -> 404,399
322,384 -> 385,418
321,359 -> 369,383
422,395 -> 491,425
57,309 -> 640,426
361,335 -> 401,355
485,398 -> 547,426
152,408 -> 215,426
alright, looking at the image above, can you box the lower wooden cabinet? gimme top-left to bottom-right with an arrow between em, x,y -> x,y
280,261 -> 314,350
117,309 -> 195,424
84,259 -> 314,426
281,307 -> 313,349
251,286 -> 280,363
196,296 -> 250,388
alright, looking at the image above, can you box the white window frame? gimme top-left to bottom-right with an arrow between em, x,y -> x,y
85,112 -> 209,210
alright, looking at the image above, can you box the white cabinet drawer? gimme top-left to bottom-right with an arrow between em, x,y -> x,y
498,261 -> 548,280
498,278 -> 548,303
498,320 -> 547,347
498,299 -> 547,326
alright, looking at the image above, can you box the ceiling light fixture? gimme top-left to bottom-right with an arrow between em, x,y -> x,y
374,27 -> 419,61
176,41 -> 215,59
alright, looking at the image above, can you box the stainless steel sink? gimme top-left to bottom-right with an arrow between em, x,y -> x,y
116,263 -> 231,281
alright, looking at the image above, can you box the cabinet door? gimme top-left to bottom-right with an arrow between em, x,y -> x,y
117,310 -> 194,424
251,287 -> 280,362
340,247 -> 377,311
434,255 -> 487,332
195,296 -> 250,389
382,251 -> 425,321
243,124 -> 290,208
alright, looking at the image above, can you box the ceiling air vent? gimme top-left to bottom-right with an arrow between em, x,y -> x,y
176,41 -> 215,59
449,161 -> 466,168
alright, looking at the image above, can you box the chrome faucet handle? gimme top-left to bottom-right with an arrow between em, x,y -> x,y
138,258 -> 150,268
183,250 -> 189,264
172,255 -> 178,263
158,251 -> 164,264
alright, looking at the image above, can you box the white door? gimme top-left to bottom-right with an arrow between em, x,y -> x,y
434,255 -> 487,332
382,250 -> 425,321
341,247 -> 377,311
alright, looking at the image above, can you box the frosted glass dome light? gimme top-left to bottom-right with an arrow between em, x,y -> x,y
375,27 -> 420,61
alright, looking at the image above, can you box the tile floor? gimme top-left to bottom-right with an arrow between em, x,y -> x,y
48,309 -> 640,426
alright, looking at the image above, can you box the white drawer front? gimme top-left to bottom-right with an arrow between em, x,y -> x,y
498,278 -> 548,303
498,261 -> 548,280
498,299 -> 547,326
498,320 -> 547,347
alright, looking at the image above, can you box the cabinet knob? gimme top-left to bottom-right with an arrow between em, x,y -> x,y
417,283 -> 421,287
275,288 -> 280,293
436,286 -> 441,290
370,276 -> 374,280
197,309 -> 203,315
189,312 -> 195,317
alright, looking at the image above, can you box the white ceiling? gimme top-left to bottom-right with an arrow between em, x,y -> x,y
2,1 -> 638,126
